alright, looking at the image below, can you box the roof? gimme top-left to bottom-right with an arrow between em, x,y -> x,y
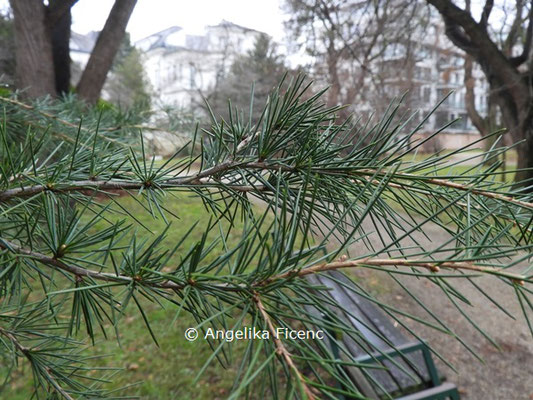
135,26 -> 183,52
207,20 -> 262,34
70,31 -> 99,53
135,20 -> 265,53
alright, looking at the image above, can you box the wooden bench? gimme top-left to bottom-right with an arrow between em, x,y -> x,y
305,270 -> 460,400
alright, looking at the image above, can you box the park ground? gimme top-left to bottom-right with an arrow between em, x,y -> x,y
4,150 -> 531,399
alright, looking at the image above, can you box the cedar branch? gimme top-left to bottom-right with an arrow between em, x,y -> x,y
253,292 -> 318,400
0,236 -> 527,291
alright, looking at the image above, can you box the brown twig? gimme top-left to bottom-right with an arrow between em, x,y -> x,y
2,160 -> 532,211
0,238 -> 185,290
0,326 -> 29,354
253,292 -> 318,400
0,161 -> 260,202
2,96 -> 531,210
42,369 -> 75,400
267,257 -> 527,283
0,235 -> 528,294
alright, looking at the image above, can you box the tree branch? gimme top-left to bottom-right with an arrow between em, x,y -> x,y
267,256 -> 528,285
353,168 -> 533,210
76,0 -> 137,103
0,327 -> 74,400
503,0 -> 524,56
0,236 -> 183,289
479,0 -> 493,29
2,162 -> 533,210
253,293 -> 318,400
510,4 -> 533,67
0,230 -> 528,308
46,0 -> 78,27
464,54 -> 487,135
0,326 -> 29,355
427,0 -> 520,87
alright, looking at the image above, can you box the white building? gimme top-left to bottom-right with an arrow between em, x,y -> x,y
369,14 -> 490,149
135,21 -> 265,108
70,15 -> 490,150
70,31 -> 99,67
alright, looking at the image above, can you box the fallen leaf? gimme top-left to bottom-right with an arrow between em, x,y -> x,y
127,363 -> 139,371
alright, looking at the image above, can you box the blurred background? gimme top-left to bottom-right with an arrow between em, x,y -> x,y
0,0 -> 517,157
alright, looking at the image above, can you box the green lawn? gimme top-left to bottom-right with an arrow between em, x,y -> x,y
400,149 -> 516,182
3,151 -> 520,398
5,194 -> 255,399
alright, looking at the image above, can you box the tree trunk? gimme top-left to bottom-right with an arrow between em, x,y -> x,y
326,55 -> 341,108
464,55 -> 503,166
76,0 -> 137,104
10,0 -> 56,98
513,129 -> 533,186
493,82 -> 533,187
427,0 -> 533,189
464,56 -> 487,135
49,5 -> 72,95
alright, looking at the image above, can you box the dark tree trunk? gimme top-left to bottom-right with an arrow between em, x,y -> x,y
77,0 -> 137,104
10,0 -> 134,102
10,0 -> 56,98
49,5 -> 72,95
514,131 -> 533,186
427,0 -> 533,189
464,55 -> 503,166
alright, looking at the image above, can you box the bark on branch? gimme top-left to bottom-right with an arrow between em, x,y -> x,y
253,293 -> 318,400
479,0 -> 493,29
464,55 -> 487,135
0,235 -> 527,294
2,162 -> 533,210
510,5 -> 533,66
46,0 -> 78,26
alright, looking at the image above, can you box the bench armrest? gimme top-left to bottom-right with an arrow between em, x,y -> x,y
354,341 -> 441,387
395,382 -> 460,400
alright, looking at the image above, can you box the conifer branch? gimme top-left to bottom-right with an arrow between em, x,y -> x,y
1,235 -> 526,294
1,76 -> 532,398
253,292 -> 318,400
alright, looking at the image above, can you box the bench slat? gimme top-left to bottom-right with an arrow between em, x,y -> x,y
307,271 -> 434,397
327,271 -> 432,386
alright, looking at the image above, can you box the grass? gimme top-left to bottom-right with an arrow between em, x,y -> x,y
4,193 -> 257,399
2,150 -> 520,398
400,149 -> 516,182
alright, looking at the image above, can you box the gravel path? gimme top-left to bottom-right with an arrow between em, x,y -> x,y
343,218 -> 533,400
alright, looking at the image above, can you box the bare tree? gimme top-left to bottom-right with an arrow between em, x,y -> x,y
8,0 -> 136,103
427,0 -> 533,186
284,0 -> 428,117
205,34 -> 289,122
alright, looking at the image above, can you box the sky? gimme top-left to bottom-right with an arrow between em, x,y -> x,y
70,0 -> 288,43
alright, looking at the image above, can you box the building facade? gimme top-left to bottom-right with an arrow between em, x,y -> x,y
71,15 -> 490,150
135,21 -> 265,108
366,15 -> 490,150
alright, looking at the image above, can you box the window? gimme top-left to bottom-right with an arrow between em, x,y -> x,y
415,67 -> 431,80
435,111 -> 449,127
457,113 -> 468,130
189,64 -> 197,89
423,87 -> 431,102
